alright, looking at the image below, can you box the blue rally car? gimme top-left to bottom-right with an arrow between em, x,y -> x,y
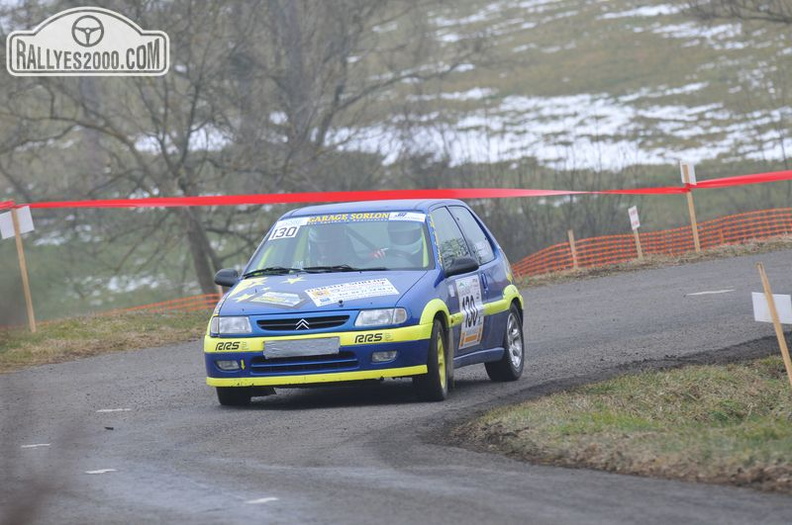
204,199 -> 525,406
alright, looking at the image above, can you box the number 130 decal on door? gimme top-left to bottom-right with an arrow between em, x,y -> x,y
456,275 -> 484,349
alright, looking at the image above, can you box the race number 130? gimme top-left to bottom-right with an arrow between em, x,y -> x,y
270,225 -> 298,239
269,219 -> 304,240
456,275 -> 484,349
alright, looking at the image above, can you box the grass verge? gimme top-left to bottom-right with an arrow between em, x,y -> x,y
453,355 -> 792,494
0,311 -> 208,374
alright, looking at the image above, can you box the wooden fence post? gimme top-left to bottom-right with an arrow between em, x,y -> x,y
11,208 -> 36,333
681,162 -> 702,253
756,263 -> 792,389
567,229 -> 579,270
633,229 -> 644,260
628,206 -> 643,260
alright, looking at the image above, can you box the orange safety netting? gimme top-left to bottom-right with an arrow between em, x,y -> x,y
512,208 -> 792,278
0,293 -> 221,330
108,293 -> 222,315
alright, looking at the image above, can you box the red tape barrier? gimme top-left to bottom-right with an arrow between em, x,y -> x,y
694,169 -> 792,189
24,188 -> 583,209
4,169 -> 791,210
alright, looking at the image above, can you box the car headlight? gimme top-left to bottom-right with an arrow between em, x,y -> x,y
210,316 -> 252,335
355,308 -> 408,327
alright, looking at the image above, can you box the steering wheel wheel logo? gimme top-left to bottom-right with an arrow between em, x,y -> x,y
71,15 -> 104,47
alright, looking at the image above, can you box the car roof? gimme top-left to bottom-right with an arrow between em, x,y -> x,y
281,199 -> 468,218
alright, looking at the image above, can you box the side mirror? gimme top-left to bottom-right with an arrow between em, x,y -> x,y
445,256 -> 479,277
214,268 -> 240,288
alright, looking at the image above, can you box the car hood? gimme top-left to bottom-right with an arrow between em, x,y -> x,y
217,271 -> 428,316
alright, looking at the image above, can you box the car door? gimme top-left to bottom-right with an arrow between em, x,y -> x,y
429,206 -> 486,358
448,205 -> 507,351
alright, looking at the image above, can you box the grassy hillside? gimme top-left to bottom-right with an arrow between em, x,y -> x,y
1,0 -> 790,321
362,0 -> 791,171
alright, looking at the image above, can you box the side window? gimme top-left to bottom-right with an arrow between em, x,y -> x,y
449,206 -> 495,265
430,207 -> 471,270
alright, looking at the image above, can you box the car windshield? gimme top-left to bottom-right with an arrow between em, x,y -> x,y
245,211 -> 434,274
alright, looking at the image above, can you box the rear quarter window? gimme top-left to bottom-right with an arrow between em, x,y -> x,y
429,207 -> 471,270
449,206 -> 495,264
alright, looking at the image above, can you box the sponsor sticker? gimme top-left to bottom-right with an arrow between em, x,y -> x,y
249,291 -> 304,308
353,332 -> 394,344
7,6 -> 169,76
215,341 -> 249,351
305,278 -> 399,307
280,212 -> 426,229
473,240 -> 492,261
388,212 -> 426,222
227,277 -> 267,301
306,214 -> 350,224
456,275 -> 484,349
349,212 -> 389,221
269,217 -> 308,240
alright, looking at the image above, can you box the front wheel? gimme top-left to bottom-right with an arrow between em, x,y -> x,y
216,387 -> 252,406
485,304 -> 525,382
413,320 -> 449,401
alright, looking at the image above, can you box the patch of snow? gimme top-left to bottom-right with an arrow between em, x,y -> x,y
332,82 -> 789,171
408,88 -> 496,102
104,275 -> 163,293
651,20 -> 745,51
600,5 -> 681,20
372,21 -> 397,33
135,125 -> 230,154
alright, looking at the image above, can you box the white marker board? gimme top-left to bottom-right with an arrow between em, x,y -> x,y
0,206 -> 34,239
628,206 -> 640,230
752,292 -> 792,324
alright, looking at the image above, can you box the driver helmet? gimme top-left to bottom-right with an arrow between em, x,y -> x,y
308,223 -> 349,263
387,221 -> 423,255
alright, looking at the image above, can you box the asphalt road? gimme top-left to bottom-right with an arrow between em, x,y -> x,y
2,250 -> 791,524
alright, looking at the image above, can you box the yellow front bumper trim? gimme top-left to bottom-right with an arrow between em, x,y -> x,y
204,323 -> 433,353
207,365 -> 428,387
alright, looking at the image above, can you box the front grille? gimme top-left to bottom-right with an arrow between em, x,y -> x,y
250,351 -> 359,374
257,315 -> 349,331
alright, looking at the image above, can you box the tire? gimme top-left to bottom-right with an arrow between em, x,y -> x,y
413,319 -> 449,401
216,387 -> 252,406
485,304 -> 525,382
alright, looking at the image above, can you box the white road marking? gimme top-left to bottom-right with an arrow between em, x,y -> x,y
96,408 -> 131,413
245,497 -> 279,505
85,469 -> 117,475
21,443 -> 51,449
685,289 -> 735,297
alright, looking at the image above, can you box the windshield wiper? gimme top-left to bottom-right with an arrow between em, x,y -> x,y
303,265 -> 355,273
303,265 -> 386,273
243,266 -> 303,278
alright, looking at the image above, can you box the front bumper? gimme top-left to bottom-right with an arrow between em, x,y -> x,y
204,323 -> 432,387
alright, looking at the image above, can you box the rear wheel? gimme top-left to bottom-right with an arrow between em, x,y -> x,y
485,304 -> 524,382
413,320 -> 449,401
216,387 -> 252,406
